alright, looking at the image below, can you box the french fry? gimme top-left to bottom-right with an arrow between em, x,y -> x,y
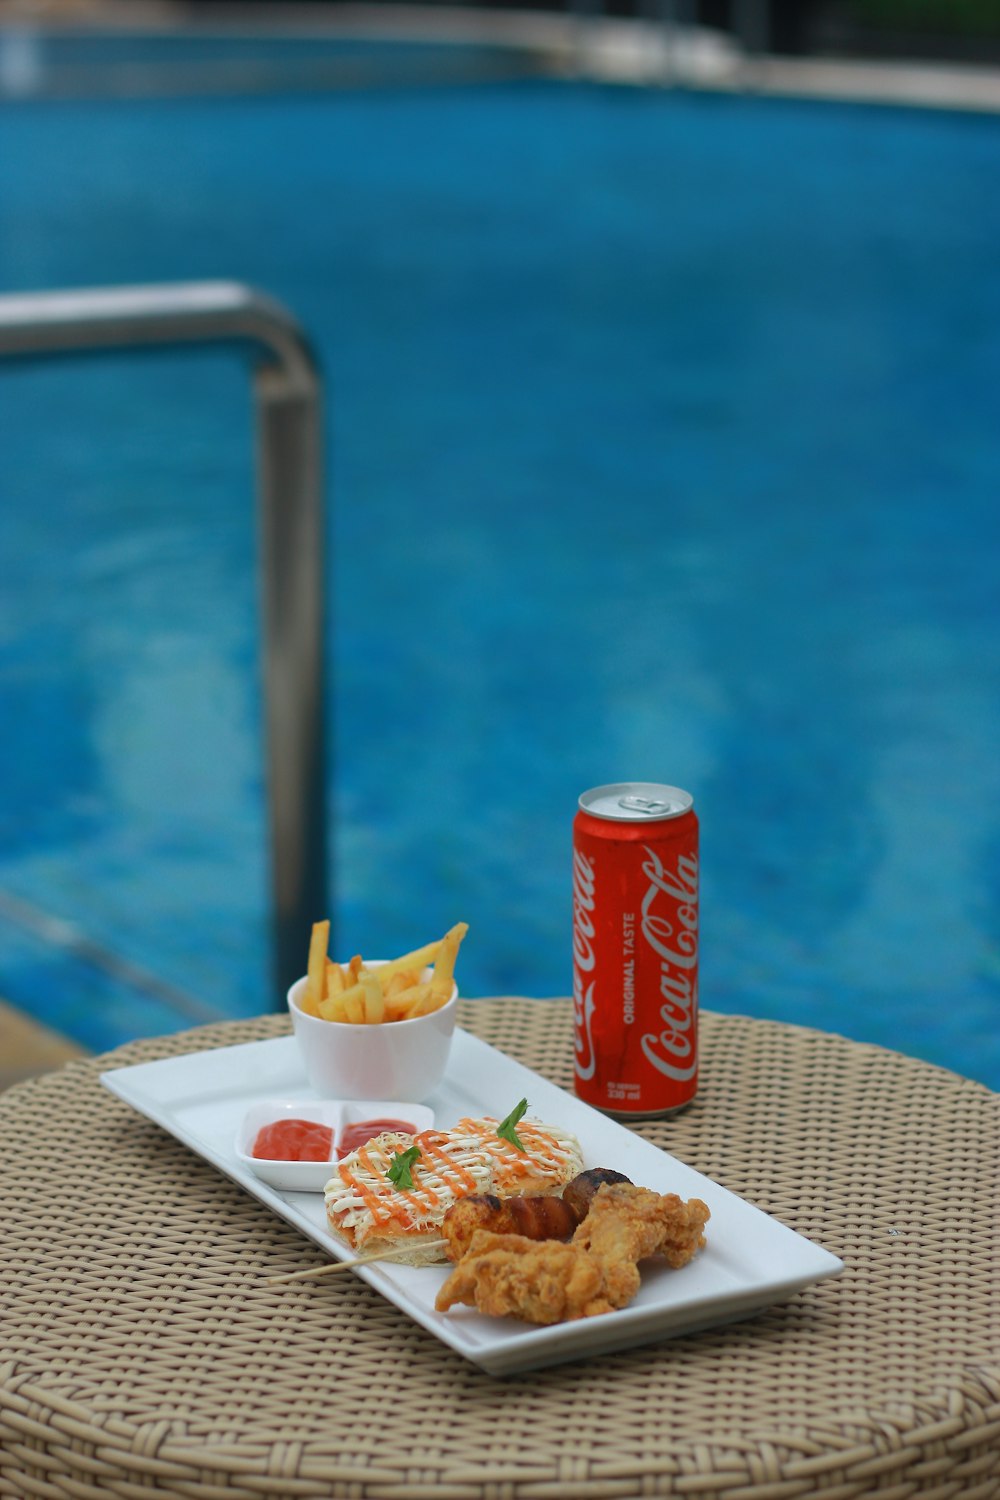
403,988 -> 444,1020
366,940 -> 444,988
361,973 -> 385,1024
343,989 -> 366,1025
307,920 -> 330,1009
332,962 -> 432,1019
431,922 -> 468,999
316,976 -> 370,1020
318,991 -> 349,1023
304,924 -> 467,1025
320,976 -> 375,1020
320,978 -> 383,1026
384,970 -> 419,998
384,982 -> 435,1020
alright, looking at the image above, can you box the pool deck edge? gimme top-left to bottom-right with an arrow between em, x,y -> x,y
0,997 -> 90,1092
5,4 -> 1000,116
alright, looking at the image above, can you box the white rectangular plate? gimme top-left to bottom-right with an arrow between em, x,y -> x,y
101,1029 -> 843,1376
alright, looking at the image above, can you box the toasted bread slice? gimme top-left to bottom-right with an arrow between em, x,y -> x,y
324,1120 -> 584,1263
324,1131 -> 496,1260
450,1117 -> 584,1196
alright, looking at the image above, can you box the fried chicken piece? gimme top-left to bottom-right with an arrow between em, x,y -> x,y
435,1231 -> 617,1323
572,1182 -> 710,1270
434,1182 -> 710,1324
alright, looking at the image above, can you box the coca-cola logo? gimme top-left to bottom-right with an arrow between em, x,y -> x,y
639,844 -> 698,1082
572,848 -> 597,1080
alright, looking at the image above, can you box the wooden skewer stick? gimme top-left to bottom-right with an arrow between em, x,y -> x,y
267,1240 -> 448,1285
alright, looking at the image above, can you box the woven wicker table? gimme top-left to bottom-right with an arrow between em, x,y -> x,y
2,999 -> 997,1500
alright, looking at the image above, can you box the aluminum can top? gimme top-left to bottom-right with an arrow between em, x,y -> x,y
578,782 -> 693,822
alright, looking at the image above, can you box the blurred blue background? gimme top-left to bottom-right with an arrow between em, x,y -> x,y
1,19 -> 998,1087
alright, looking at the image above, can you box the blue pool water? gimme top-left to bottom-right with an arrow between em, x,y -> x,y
1,47 -> 999,1086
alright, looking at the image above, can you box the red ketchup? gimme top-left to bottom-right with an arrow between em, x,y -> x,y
252,1119 -> 334,1162
337,1118 -> 416,1156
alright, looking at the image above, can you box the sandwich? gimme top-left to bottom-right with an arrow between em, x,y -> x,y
452,1116 -> 585,1196
324,1116 -> 584,1266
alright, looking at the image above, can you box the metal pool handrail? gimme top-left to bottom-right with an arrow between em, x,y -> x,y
0,280 -> 328,1007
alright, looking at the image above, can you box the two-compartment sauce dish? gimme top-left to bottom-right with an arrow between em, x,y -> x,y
234,1099 -> 434,1191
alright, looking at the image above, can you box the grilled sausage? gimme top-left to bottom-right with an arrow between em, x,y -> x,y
561,1168 -> 631,1223
441,1169 -> 632,1261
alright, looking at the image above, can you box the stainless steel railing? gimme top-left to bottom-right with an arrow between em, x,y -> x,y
0,280 -> 328,1005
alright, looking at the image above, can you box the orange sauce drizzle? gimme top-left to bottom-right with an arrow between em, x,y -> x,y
336,1163 -> 392,1228
332,1119 -> 574,1244
337,1145 -> 415,1230
417,1130 -> 480,1195
452,1117 -> 570,1188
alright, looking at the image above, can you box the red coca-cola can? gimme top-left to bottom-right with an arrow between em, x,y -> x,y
573,782 -> 699,1117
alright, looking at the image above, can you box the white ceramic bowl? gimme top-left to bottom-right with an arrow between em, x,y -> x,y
287,962 -> 459,1101
234,1097 -> 435,1191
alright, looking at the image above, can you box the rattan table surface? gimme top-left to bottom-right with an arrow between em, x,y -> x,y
2,1000 -> 997,1500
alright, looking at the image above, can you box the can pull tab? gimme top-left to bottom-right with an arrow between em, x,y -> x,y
618,795 -> 674,816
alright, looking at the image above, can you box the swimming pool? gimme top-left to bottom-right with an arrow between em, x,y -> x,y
1,33 -> 998,1087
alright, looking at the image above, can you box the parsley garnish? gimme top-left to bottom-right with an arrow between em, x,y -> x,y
386,1146 -> 421,1191
496,1098 -> 529,1152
